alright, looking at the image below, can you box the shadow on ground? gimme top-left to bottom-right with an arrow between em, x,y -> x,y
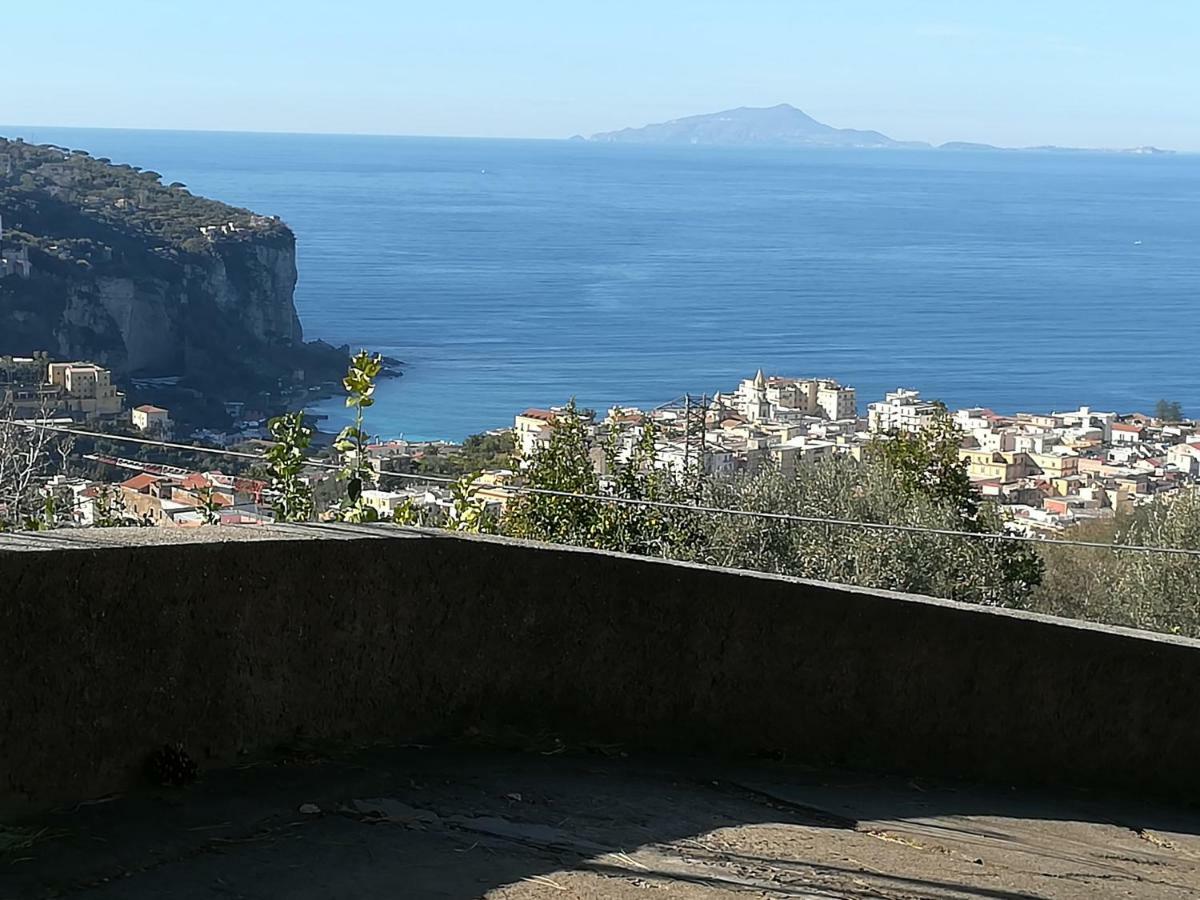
4,745 -> 1200,899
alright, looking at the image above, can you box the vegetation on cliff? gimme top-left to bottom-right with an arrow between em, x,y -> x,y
0,137 -> 289,264
0,136 -> 347,406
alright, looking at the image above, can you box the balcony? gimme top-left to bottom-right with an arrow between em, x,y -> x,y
3,525 -> 1200,897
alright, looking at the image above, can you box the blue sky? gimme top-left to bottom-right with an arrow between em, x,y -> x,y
6,1 -> 1198,149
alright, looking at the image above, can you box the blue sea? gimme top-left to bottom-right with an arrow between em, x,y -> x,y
6,126 -> 1200,440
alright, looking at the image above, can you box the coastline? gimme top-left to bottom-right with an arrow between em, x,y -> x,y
15,128 -> 1193,441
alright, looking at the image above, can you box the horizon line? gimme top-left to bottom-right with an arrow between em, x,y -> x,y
0,122 -> 565,143
1,121 -> 1193,156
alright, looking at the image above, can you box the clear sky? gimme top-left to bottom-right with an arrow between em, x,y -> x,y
5,1 -> 1197,149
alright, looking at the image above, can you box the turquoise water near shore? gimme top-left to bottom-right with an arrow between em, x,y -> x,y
7,126 -> 1200,440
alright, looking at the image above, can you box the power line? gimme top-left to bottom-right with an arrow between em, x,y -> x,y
12,420 -> 1200,558
386,478 -> 1200,557
17,421 -> 304,467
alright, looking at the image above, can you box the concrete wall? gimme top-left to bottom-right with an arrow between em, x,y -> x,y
2,524 -> 1198,814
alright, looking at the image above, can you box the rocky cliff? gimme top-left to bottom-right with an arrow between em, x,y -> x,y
0,136 -> 342,394
16,232 -> 303,381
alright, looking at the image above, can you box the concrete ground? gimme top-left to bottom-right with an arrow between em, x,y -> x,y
4,746 -> 1200,899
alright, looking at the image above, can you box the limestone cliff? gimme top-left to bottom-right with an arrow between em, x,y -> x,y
33,233 -> 302,379
0,136 -> 341,393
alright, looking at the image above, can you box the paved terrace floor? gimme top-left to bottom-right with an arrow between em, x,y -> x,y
5,746 -> 1200,900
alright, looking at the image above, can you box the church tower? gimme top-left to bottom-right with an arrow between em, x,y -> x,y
750,369 -> 771,422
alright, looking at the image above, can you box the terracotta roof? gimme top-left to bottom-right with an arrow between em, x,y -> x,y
120,473 -> 161,491
173,491 -> 234,509
180,473 -> 211,490
134,404 -> 168,414
518,408 -> 555,422
1111,423 -> 1143,432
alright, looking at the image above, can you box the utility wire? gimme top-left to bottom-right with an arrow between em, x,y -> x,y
13,420 -> 1200,558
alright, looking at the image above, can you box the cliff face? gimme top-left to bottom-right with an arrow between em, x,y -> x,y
40,234 -> 301,379
0,136 -> 337,394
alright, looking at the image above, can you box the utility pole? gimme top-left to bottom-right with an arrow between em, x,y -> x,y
683,392 -> 691,474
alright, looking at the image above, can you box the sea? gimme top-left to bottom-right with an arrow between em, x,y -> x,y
5,126 -> 1199,440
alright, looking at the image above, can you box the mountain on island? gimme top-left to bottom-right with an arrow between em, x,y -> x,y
938,141 -> 1002,152
585,105 -> 1176,155
586,104 -> 929,149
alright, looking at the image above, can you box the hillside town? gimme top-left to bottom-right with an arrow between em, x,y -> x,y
2,352 -> 1198,534
500,372 -> 1200,535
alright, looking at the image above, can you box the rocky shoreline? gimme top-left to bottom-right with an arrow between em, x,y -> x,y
1,136 -> 410,433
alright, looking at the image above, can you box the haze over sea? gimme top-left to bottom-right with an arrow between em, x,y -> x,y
7,127 -> 1200,440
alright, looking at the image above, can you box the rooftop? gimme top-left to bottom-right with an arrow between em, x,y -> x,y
9,745 -> 1200,899
5,525 -> 1200,898
119,473 -> 161,491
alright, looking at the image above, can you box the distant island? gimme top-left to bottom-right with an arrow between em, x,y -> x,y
581,104 -> 1175,155
586,104 -> 925,149
940,141 -> 1174,155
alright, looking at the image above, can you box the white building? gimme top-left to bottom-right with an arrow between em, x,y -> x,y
1167,442 -> 1200,477
131,404 -> 171,434
1110,423 -> 1144,444
1059,406 -> 1116,443
953,407 -> 998,434
735,370 -> 772,422
41,475 -> 95,526
867,389 -> 941,434
816,382 -> 857,421
1010,430 -> 1061,454
772,436 -> 836,475
514,408 -> 557,462
361,489 -> 411,517
737,372 -> 855,422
